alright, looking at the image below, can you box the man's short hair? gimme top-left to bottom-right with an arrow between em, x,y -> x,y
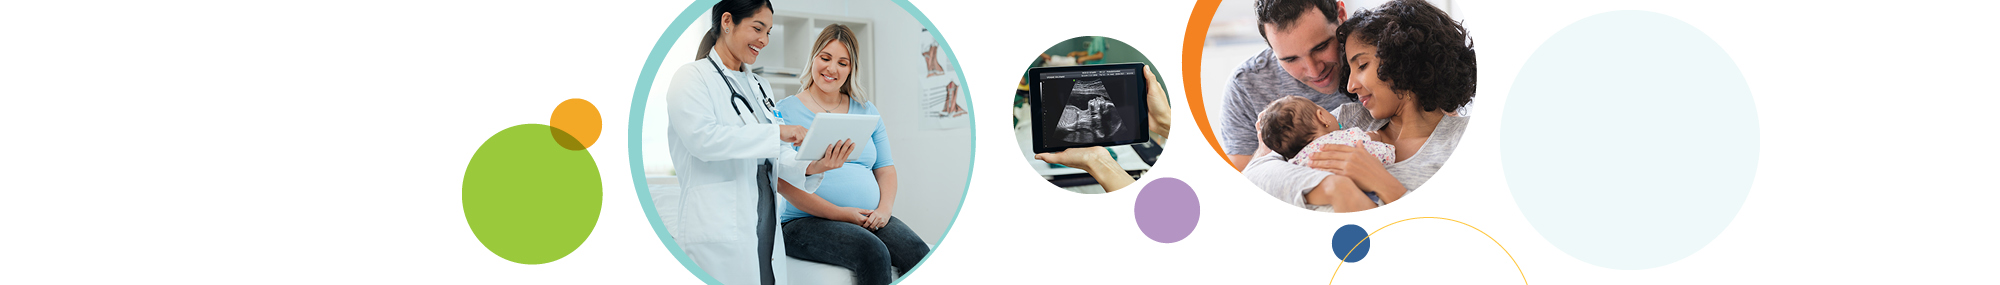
1255,0 -> 1342,42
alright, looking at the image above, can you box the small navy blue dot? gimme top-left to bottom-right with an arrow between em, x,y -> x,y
1332,224 -> 1371,263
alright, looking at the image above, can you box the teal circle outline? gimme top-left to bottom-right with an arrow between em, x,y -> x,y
1501,10 -> 1758,270
625,1 -> 976,284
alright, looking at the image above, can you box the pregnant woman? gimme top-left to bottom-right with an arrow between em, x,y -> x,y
1243,0 -> 1476,212
775,24 -> 929,285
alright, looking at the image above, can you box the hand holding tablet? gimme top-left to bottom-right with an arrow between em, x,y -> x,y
796,113 -> 881,161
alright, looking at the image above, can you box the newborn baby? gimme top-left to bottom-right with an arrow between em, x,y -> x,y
1258,96 -> 1396,166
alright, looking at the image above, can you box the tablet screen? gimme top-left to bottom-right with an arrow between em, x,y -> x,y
1031,63 -> 1149,153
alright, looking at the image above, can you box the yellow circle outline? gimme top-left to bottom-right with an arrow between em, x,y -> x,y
1331,217 -> 1527,284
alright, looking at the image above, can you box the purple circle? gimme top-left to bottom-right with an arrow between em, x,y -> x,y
1134,177 -> 1199,243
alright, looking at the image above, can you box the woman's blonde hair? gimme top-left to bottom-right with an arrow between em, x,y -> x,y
801,24 -> 865,102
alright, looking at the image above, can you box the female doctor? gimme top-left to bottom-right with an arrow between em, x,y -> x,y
664,1 -> 856,284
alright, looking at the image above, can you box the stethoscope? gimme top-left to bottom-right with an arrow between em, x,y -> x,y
708,55 -> 774,124
707,54 -> 784,200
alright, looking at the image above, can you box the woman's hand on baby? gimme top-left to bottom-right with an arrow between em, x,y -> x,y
806,139 -> 856,175
779,125 -> 808,146
1308,140 -> 1386,177
1309,140 -> 1403,192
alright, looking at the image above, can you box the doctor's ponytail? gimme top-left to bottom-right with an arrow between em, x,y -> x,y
696,0 -> 775,60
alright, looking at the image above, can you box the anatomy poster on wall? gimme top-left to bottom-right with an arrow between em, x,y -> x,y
918,28 -> 968,129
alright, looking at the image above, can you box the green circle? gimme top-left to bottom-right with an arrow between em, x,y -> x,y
464,123 -> 602,264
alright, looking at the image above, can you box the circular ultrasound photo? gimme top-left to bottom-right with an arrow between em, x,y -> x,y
1012,36 -> 1173,194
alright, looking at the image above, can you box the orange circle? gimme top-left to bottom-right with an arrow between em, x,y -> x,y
550,98 -> 601,150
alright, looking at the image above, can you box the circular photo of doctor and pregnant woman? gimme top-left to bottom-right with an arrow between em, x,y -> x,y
1013,36 -> 1175,194
1193,0 -> 1476,212
632,0 -> 971,284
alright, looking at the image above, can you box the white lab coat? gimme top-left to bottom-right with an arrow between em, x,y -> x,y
666,53 -> 822,285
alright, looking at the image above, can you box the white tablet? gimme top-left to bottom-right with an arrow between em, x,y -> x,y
795,113 -> 880,161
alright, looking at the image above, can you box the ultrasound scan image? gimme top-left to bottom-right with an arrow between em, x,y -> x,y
1056,79 -> 1123,143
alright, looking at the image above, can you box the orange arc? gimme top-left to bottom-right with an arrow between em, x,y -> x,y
1183,0 -> 1237,170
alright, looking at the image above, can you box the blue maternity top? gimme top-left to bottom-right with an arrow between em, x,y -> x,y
776,96 -> 894,222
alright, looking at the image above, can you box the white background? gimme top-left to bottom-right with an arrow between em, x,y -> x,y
3,0 -> 1997,284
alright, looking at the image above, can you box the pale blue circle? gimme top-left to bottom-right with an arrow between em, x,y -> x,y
1501,11 -> 1758,270
625,1 -> 975,284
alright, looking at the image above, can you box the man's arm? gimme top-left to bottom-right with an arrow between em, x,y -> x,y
1228,155 -> 1252,171
1228,138 -> 1276,171
1303,175 -> 1376,212
1243,153 -> 1331,209
1221,65 -> 1267,170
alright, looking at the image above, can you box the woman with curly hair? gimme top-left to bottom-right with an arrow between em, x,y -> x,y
1243,0 -> 1475,213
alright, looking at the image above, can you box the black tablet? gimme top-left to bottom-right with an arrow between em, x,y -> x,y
1029,63 -> 1151,154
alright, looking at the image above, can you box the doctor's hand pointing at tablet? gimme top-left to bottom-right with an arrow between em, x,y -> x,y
780,125 -> 808,146
781,125 -> 853,175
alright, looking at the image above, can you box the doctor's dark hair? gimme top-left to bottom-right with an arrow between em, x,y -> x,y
1258,96 -> 1324,160
1254,0 -> 1341,42
801,24 -> 867,102
696,0 -> 774,60
1334,0 -> 1476,113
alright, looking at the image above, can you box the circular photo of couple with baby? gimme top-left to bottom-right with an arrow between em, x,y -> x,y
1194,0 -> 1476,212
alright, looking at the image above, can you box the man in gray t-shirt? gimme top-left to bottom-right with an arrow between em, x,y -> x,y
1222,0 -> 1353,170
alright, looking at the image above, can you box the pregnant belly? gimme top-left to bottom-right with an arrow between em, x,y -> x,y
813,165 -> 881,210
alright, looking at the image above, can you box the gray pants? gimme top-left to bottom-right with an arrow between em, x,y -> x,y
756,162 -> 777,285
